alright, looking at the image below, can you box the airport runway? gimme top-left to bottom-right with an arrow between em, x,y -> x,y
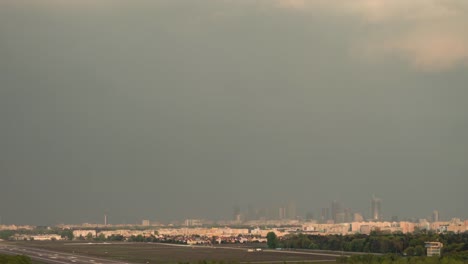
0,243 -> 131,264
0,241 -> 357,264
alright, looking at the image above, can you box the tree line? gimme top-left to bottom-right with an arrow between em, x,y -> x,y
266,231 -> 468,259
337,254 -> 466,264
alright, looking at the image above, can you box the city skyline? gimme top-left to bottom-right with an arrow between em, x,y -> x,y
0,195 -> 458,226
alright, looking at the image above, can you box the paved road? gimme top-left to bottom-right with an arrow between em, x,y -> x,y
0,243 -> 131,264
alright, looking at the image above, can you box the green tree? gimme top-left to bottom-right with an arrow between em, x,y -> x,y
60,229 -> 74,240
86,232 -> 94,240
405,246 -> 415,256
266,232 -> 278,249
349,238 -> 366,252
96,233 -> 106,241
414,245 -> 425,256
0,230 -> 15,240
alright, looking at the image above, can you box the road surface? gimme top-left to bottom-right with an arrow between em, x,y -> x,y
0,243 -> 131,264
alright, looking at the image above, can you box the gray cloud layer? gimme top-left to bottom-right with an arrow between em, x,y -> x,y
1,0 -> 467,225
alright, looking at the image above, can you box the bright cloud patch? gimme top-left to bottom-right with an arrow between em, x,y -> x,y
276,0 -> 468,71
386,32 -> 468,71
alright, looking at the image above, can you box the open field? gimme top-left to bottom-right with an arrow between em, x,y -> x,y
9,241 -> 341,264
1,242 -> 128,264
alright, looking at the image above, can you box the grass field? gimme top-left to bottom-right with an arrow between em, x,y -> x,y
13,241 -> 339,264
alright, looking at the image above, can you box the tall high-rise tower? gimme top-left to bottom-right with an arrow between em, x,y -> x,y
104,214 -> 108,226
321,208 -> 330,223
232,206 -> 241,221
371,196 -> 382,221
331,200 -> 342,223
278,207 -> 286,220
287,201 -> 297,220
432,210 -> 439,222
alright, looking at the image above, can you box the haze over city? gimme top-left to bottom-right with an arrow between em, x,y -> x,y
1,0 -> 467,226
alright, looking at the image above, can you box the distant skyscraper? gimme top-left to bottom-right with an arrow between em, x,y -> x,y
331,200 -> 342,223
344,208 -> 352,223
287,201 -> 297,220
336,212 -> 345,223
233,206 -> 241,221
104,214 -> 108,226
432,210 -> 439,222
279,207 -> 286,220
354,213 -> 364,222
371,196 -> 382,221
321,208 -> 330,223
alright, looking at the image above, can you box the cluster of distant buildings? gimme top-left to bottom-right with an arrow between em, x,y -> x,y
1,196 -> 466,242
2,217 -> 466,242
0,225 -> 35,231
71,227 -> 268,244
3,225 -> 452,257
301,217 -> 467,235
230,196 -> 424,225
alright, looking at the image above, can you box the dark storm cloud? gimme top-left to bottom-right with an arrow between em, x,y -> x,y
1,0 -> 467,225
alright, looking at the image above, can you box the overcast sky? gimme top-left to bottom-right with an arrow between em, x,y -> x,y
1,0 -> 467,226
